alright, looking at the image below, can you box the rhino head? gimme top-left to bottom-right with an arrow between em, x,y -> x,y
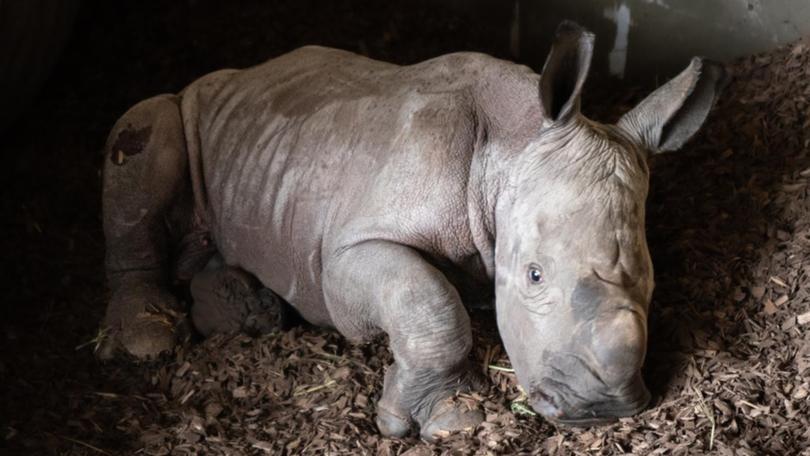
494,22 -> 724,424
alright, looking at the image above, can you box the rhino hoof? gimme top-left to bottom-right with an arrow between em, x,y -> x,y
419,397 -> 484,442
190,266 -> 285,338
97,313 -> 180,361
98,278 -> 185,361
121,314 -> 178,359
375,405 -> 412,438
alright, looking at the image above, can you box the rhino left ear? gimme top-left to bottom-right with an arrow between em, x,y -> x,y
618,58 -> 726,154
539,21 -> 595,125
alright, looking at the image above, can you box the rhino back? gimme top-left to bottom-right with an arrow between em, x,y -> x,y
182,46 -> 517,326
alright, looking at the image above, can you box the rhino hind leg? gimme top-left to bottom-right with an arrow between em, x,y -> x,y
190,256 -> 287,337
98,94 -> 192,360
324,241 -> 485,441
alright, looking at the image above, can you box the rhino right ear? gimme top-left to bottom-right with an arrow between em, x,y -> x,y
539,21 -> 595,126
618,58 -> 726,154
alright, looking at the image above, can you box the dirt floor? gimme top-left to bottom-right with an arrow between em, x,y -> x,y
2,1 -> 809,455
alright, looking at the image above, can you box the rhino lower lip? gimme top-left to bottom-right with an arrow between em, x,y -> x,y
551,415 -> 618,427
530,373 -> 651,423
551,399 -> 649,426
548,386 -> 651,425
529,390 -> 564,418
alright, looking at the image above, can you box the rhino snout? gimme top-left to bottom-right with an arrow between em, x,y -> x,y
526,307 -> 650,425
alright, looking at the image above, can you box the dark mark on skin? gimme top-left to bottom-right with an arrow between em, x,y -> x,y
571,276 -> 606,321
110,125 -> 152,165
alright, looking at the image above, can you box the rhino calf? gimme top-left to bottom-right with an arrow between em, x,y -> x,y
98,22 -> 723,439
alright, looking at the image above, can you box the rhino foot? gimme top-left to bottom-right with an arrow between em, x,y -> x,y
376,403 -> 412,438
190,262 -> 285,338
375,362 -> 484,441
419,396 -> 485,442
375,387 -> 485,442
98,273 -> 186,360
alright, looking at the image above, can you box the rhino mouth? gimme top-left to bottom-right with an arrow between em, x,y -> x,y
529,371 -> 651,425
549,389 -> 651,427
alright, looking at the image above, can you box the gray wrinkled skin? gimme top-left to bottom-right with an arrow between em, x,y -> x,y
98,22 -> 724,439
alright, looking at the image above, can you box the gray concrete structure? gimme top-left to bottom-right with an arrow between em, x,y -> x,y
460,0 -> 810,81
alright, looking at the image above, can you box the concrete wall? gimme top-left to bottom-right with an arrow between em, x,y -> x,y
457,0 -> 810,82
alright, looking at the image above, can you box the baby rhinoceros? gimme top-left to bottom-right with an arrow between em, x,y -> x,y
98,22 -> 724,439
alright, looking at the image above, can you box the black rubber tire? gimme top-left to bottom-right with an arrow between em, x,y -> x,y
0,0 -> 80,131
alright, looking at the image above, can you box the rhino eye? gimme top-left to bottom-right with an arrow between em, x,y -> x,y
528,266 -> 544,284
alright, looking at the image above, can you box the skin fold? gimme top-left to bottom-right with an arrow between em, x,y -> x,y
98,22 -> 724,439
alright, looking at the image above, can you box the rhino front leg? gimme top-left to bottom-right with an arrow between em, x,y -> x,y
324,241 -> 484,441
98,95 -> 192,360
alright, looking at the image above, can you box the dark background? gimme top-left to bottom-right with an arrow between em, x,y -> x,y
3,1 -> 809,454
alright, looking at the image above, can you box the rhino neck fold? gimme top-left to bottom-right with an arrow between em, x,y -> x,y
465,108 -> 504,283
465,68 -> 546,281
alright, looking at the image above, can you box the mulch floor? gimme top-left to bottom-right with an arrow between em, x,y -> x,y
2,1 -> 809,455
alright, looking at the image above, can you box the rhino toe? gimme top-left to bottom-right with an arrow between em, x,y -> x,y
419,396 -> 484,442
375,404 -> 413,438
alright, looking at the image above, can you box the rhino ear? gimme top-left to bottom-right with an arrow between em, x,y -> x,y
539,21 -> 595,125
618,58 -> 726,154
